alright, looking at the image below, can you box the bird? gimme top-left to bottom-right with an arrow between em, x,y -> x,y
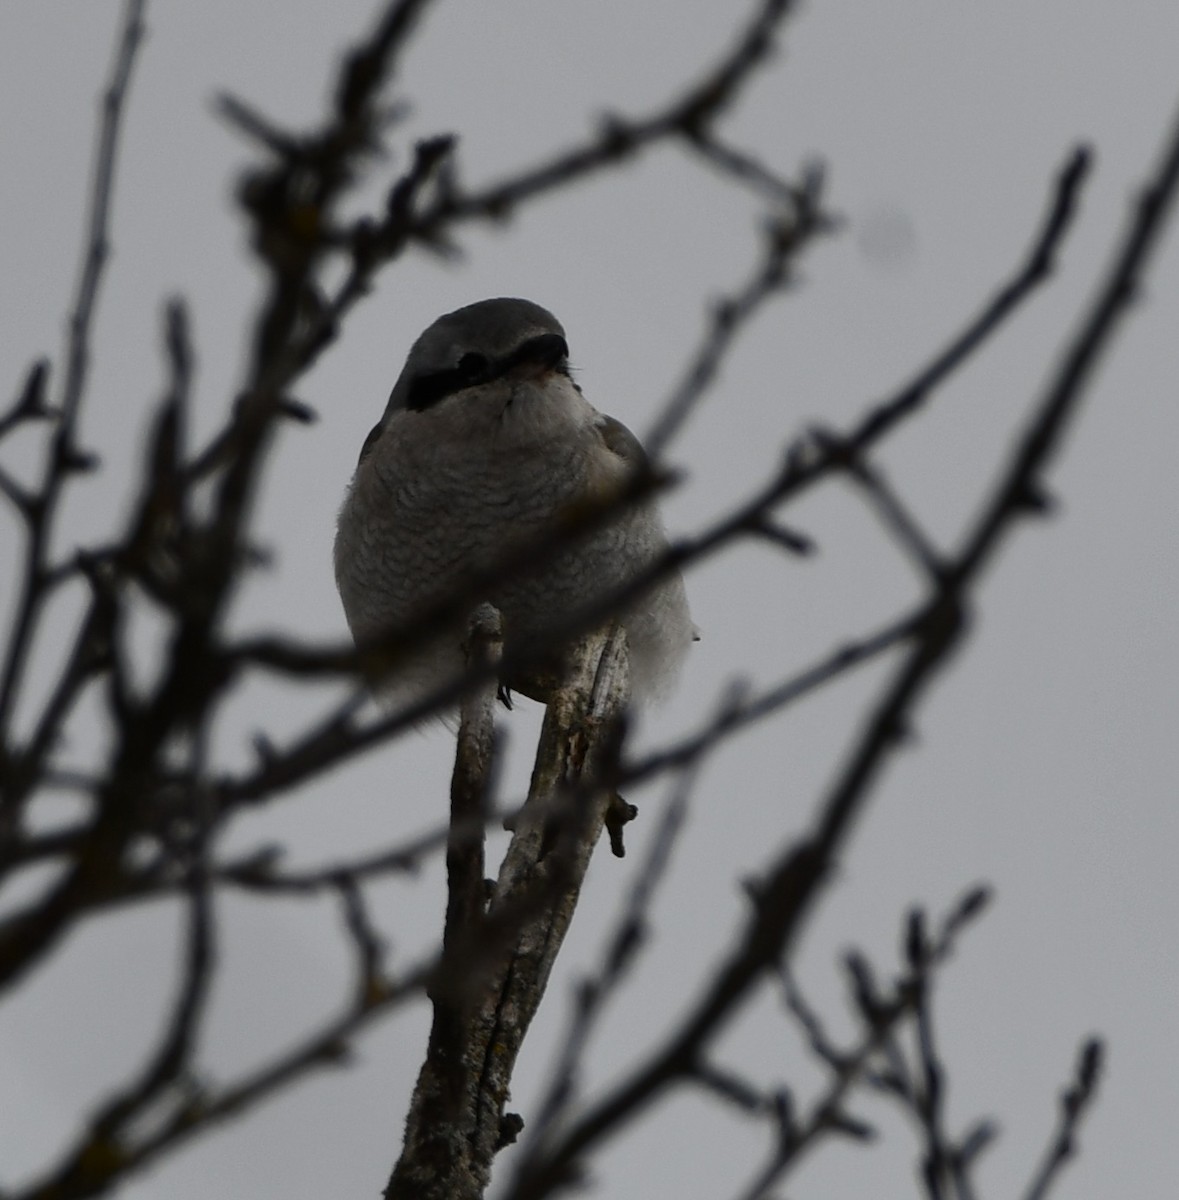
333,297 -> 694,711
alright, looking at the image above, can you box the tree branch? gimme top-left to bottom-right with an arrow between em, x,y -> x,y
0,0 -> 145,741
386,625 -> 630,1199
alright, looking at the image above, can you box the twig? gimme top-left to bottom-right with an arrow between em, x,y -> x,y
729,889 -> 993,1200
852,146 -> 1092,447
21,832 -> 214,1200
686,128 -> 809,207
427,0 -> 801,229
1022,1039 -> 1104,1200
0,0 -> 146,741
0,359 -> 54,441
646,162 -> 833,457
1,300 -> 190,824
17,963 -> 431,1200
625,610 -> 918,788
840,450 -> 946,583
337,875 -> 388,1006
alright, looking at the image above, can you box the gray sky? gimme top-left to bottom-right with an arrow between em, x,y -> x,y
2,1 -> 1178,1197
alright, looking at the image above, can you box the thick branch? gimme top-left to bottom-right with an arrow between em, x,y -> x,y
386,625 -> 629,1199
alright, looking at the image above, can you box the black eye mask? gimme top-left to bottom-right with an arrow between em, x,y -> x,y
402,333 -> 569,412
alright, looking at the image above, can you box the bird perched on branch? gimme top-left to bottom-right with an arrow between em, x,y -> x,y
334,297 -> 694,709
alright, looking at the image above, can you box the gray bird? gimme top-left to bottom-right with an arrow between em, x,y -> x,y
333,298 -> 694,709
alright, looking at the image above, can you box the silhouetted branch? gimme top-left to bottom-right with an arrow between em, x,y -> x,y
0,0 -> 145,743
842,449 -> 946,581
387,625 -> 630,1199
18,849 -> 214,1200
16,914 -> 428,1200
419,0 -> 802,231
699,891 -> 989,1200
0,359 -> 54,442
647,162 -> 833,456
853,145 -> 1093,447
1022,1039 -> 1104,1200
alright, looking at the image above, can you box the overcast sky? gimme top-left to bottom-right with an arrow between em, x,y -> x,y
2,2 -> 1178,1198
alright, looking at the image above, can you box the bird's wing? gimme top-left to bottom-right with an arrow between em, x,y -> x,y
595,414 -> 650,475
357,420 -> 384,467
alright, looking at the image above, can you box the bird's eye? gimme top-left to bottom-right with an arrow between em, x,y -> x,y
404,353 -> 492,412
458,352 -> 489,378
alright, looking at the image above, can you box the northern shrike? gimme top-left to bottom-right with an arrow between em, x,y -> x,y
334,298 -> 694,707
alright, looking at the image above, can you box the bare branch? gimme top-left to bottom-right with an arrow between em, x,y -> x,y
840,451 -> 947,583
19,842 -> 214,1200
711,891 -> 991,1200
853,145 -> 1093,447
0,0 -> 146,741
387,625 -> 630,1199
1022,1038 -> 1104,1200
527,753 -> 702,1149
0,359 -> 55,441
427,0 -> 802,229
647,162 -> 833,456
